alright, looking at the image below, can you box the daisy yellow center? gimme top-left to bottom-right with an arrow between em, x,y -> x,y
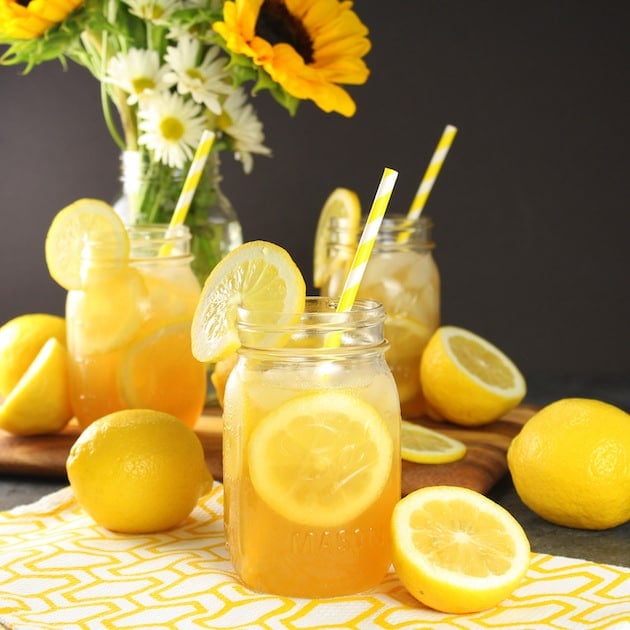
255,0 -> 314,64
159,117 -> 185,141
186,68 -> 204,82
215,111 -> 233,131
132,77 -> 156,94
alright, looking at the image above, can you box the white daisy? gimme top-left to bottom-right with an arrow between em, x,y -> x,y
220,89 -> 272,173
138,91 -> 207,169
106,48 -> 167,105
164,38 -> 231,115
123,0 -> 181,24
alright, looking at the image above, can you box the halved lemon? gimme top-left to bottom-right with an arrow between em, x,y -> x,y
392,485 -> 531,613
45,198 -> 129,290
313,188 -> 361,289
248,391 -> 394,528
420,326 -> 526,426
191,241 -> 306,363
401,419 -> 466,464
0,337 -> 73,435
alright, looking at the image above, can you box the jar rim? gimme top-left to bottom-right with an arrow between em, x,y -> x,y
81,223 -> 192,261
236,297 -> 387,352
237,296 -> 385,320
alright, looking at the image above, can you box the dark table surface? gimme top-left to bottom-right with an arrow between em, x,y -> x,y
1,376 -> 629,569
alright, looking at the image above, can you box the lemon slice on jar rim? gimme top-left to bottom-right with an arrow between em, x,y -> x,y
313,187 -> 361,289
191,240 -> 306,364
45,198 -> 129,291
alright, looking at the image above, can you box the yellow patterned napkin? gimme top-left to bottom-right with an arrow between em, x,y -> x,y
0,483 -> 628,629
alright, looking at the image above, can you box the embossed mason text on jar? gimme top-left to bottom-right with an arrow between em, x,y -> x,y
222,297 -> 401,597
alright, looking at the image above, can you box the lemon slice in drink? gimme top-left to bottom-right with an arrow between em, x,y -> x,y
392,485 -> 531,613
420,326 -> 526,426
313,188 -> 361,289
248,391 -> 393,528
119,321 -> 206,428
191,241 -> 306,363
66,267 -> 146,356
45,198 -> 129,290
401,420 -> 466,464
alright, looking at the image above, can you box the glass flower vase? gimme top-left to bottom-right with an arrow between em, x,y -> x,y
113,149 -> 243,286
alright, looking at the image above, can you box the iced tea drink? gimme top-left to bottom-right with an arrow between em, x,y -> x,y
222,298 -> 401,597
66,225 -> 206,428
322,215 -> 440,418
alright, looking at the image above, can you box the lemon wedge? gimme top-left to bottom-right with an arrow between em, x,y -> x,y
401,419 -> 466,464
0,313 -> 66,398
0,337 -> 73,435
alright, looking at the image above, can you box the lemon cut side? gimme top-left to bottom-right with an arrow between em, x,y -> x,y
392,485 -> 531,613
420,326 -> 526,426
313,187 -> 361,289
45,198 -> 129,291
401,420 -> 466,464
0,337 -> 73,435
248,391 -> 394,528
191,241 -> 306,363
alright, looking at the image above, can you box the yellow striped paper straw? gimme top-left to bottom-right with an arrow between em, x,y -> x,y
407,124 -> 457,220
160,129 -> 216,256
336,167 -> 399,313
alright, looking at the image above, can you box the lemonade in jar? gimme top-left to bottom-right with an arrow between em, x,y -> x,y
222,297 -> 401,597
322,214 -> 440,418
45,201 -> 206,430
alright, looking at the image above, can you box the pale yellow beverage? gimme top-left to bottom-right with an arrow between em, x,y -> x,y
66,225 -> 206,429
222,298 -> 401,597
322,215 -> 440,418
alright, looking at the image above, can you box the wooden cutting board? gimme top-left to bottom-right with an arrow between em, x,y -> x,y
0,405 -> 538,496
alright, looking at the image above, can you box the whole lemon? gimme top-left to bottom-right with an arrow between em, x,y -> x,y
66,409 -> 213,533
507,398 -> 630,530
0,313 -> 66,398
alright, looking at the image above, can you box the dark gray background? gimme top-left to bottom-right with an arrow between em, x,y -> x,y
1,1 -> 628,405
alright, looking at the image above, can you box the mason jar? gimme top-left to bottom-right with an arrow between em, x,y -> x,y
66,224 -> 207,429
321,215 -> 440,418
222,297 -> 401,597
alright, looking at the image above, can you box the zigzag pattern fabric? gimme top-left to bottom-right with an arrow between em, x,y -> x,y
0,483 -> 628,629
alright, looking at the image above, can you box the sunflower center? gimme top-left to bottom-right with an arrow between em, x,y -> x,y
256,0 -> 314,64
159,117 -> 185,141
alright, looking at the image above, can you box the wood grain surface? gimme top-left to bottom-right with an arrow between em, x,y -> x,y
0,405 -> 538,496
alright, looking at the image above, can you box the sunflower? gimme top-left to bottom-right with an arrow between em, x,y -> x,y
213,0 -> 371,117
0,0 -> 83,39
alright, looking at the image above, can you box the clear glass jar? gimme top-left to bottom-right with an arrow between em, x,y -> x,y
321,215 -> 440,418
113,149 -> 243,285
66,224 -> 207,429
222,297 -> 401,597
